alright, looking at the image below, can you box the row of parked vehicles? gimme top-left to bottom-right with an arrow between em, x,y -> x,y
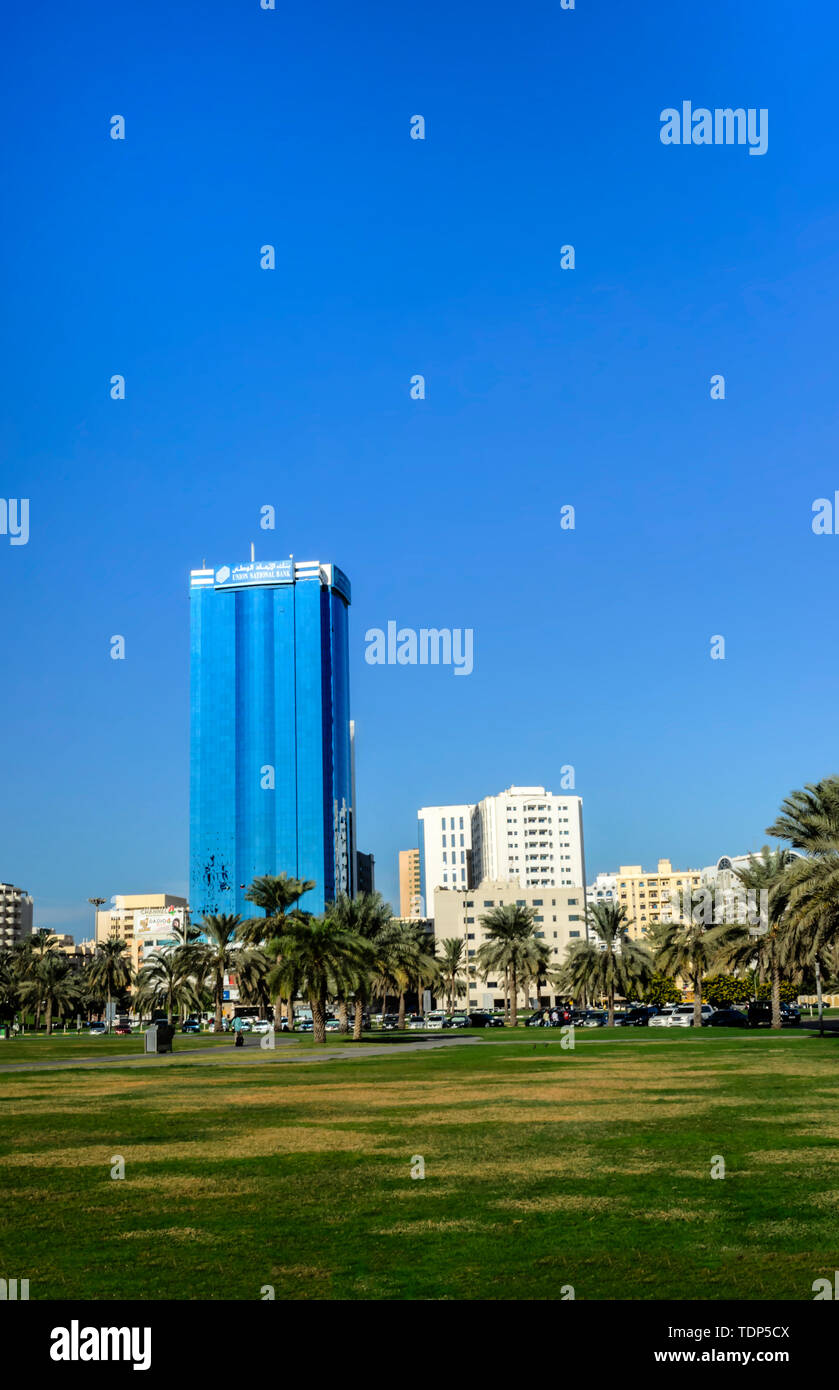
526,1001 -> 803,1028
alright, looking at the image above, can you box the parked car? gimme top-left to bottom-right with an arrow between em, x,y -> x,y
181,1018 -> 201,1033
88,1023 -> 108,1035
466,1011 -> 503,1028
747,1001 -> 802,1027
669,1004 -> 715,1028
113,1023 -> 133,1035
249,1019 -> 272,1035
446,1014 -> 470,1029
324,1019 -> 342,1033
648,1007 -> 677,1028
579,1010 -> 608,1027
423,1011 -> 448,1030
407,1016 -> 428,1030
295,1019 -> 314,1033
380,1013 -> 401,1030
704,1008 -> 749,1028
615,1006 -> 659,1027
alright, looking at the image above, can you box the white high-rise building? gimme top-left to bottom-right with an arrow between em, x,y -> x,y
0,883 -> 34,948
471,786 -> 585,890
417,804 -> 474,917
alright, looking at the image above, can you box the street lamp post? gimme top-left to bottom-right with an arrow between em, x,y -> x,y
88,897 -> 106,1028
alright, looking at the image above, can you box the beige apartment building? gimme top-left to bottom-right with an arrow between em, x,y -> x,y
95,894 -> 189,972
54,935 -> 97,960
615,860 -> 702,938
398,849 -> 423,918
433,877 -> 586,1011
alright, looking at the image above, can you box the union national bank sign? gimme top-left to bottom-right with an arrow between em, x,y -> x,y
214,560 -> 293,589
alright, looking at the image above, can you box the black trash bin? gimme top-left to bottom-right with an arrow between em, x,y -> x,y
144,1023 -> 175,1054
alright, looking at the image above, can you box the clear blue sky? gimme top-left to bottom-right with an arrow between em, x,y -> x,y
2,0 -> 837,937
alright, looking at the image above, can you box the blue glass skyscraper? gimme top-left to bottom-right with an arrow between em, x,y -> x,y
189,558 -> 354,921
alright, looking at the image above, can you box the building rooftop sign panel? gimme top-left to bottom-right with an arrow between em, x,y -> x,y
214,560 -> 293,589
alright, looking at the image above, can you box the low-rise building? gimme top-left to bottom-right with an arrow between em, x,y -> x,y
95,894 -> 189,972
432,877 -> 586,1011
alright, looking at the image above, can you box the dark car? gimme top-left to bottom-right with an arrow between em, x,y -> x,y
113,1023 -> 133,1035
704,1008 -> 749,1027
615,1006 -> 659,1027
467,1012 -> 504,1028
380,1014 -> 400,1030
181,1018 -> 201,1033
747,1001 -> 801,1027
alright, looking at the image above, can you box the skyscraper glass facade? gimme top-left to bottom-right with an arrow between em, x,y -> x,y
189,559 -> 353,921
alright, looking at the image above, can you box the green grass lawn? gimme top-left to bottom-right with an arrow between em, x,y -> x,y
2,1029 -> 837,1300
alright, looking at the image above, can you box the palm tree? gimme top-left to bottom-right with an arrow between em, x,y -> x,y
437,938 -> 467,1012
0,949 -> 19,1024
766,777 -> 839,1033
475,904 -> 544,1027
710,847 -> 797,1030
561,902 -> 653,1024
652,907 -> 718,1027
521,940 -> 556,1010
241,874 -> 316,944
134,949 -> 197,1026
242,874 -> 316,1029
234,947 -> 274,1021
86,938 -> 133,1032
198,915 -> 244,1032
268,915 -> 366,1042
326,892 -> 393,1038
390,921 -> 438,1027
19,954 -> 81,1035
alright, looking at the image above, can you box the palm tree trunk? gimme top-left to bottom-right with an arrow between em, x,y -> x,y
510,967 -> 518,1028
286,993 -> 295,1030
214,979 -> 223,1033
816,957 -> 824,1036
771,961 -> 782,1031
106,985 -> 111,1034
46,1001 -> 53,1036
693,973 -> 702,1029
353,998 -> 364,1041
338,999 -> 349,1033
398,992 -> 406,1030
608,988 -> 614,1027
311,994 -> 326,1043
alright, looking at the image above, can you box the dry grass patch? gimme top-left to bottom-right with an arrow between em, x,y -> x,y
495,1194 -> 627,1213
117,1227 -> 220,1244
6,1125 -> 400,1169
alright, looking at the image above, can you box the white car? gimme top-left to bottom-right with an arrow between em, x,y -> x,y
668,1004 -> 715,1028
407,1017 -> 428,1031
249,1020 -> 272,1035
424,1011 -> 448,1030
648,1007 -> 676,1028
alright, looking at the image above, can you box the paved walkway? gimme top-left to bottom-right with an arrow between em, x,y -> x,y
0,1026 -> 824,1076
0,1035 -> 482,1074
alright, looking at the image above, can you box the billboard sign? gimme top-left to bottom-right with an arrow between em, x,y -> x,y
214,561 -> 293,589
135,910 -> 184,939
